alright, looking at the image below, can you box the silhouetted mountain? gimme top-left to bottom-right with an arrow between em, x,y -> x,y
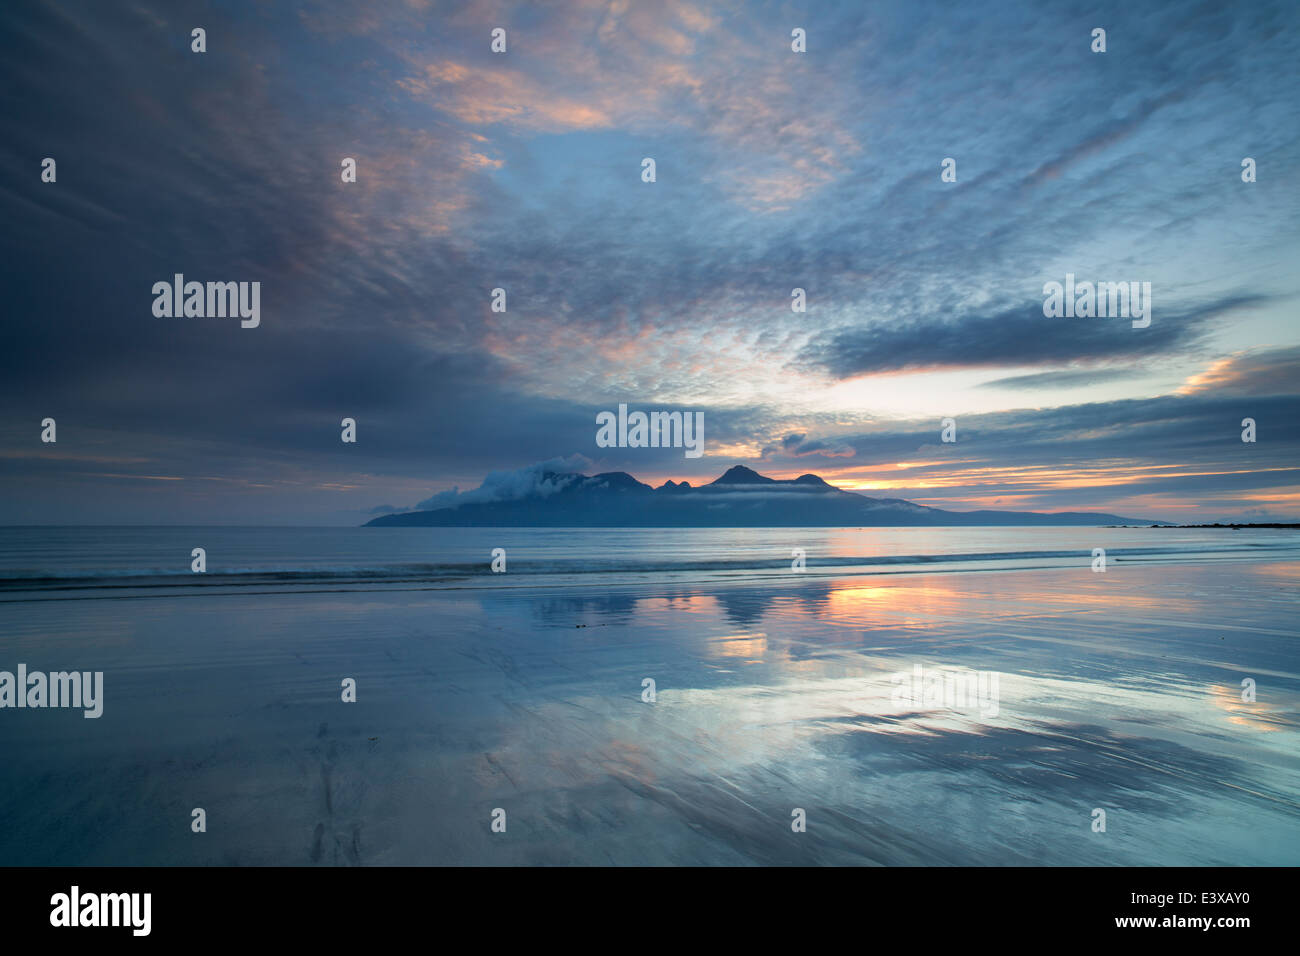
366,466 -> 1159,527
711,465 -> 775,484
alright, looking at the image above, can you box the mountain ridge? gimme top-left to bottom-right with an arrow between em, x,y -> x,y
366,465 -> 1160,527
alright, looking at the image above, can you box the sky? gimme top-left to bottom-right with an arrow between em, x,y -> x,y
1,0 -> 1298,525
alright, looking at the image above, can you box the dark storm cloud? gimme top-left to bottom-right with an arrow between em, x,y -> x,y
795,293 -> 1273,379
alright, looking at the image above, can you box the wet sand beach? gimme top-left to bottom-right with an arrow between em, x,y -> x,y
1,537 -> 1296,866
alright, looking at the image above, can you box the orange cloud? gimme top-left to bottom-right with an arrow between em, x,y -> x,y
399,61 -> 612,130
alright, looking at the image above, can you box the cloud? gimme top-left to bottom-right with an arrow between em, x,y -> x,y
413,455 -> 593,511
749,385 -> 1300,521
1020,88 -> 1192,188
762,434 -> 856,459
980,368 -> 1147,390
797,294 -> 1272,379
398,62 -> 613,130
1178,345 -> 1300,397
1,0 -> 1298,524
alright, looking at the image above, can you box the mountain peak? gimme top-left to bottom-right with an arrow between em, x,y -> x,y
587,471 -> 649,491
711,465 -> 775,485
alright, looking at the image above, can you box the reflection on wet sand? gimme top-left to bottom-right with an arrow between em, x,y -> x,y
0,560 -> 1296,865
472,561 -> 1300,864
